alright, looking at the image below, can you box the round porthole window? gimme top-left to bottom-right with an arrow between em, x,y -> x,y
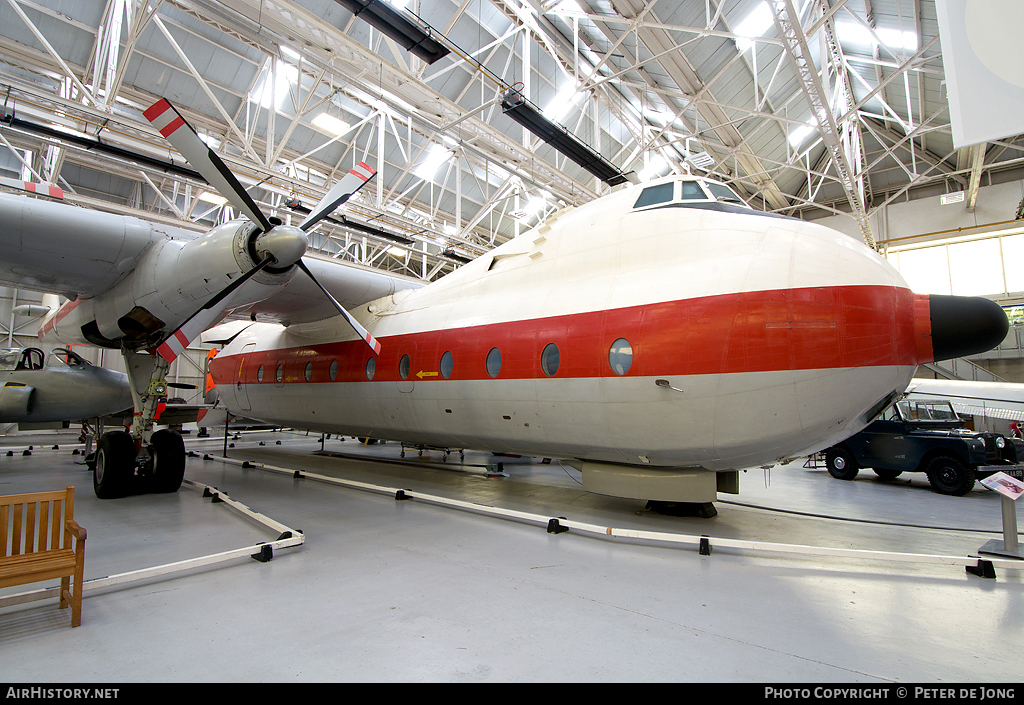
329,359 -> 337,381
399,354 -> 411,380
365,357 -> 375,381
485,347 -> 502,378
276,363 -> 284,384
304,362 -> 313,382
440,351 -> 453,379
256,365 -> 264,383
608,338 -> 633,375
540,343 -> 560,377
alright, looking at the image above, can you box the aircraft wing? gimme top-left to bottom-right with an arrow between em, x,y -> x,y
229,254 -> 423,325
0,192 -> 422,326
904,378 -> 1024,421
0,192 -> 178,299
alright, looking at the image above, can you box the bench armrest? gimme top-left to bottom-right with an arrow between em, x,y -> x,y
65,519 -> 87,542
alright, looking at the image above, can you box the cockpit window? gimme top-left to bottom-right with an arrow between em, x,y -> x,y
706,182 -> 744,204
633,182 -> 674,209
0,349 -> 19,371
49,348 -> 90,367
679,181 -> 707,200
0,348 -> 45,370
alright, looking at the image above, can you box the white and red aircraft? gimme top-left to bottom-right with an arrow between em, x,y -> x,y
0,97 -> 1009,507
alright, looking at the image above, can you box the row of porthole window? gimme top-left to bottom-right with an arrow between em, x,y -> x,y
253,338 -> 635,383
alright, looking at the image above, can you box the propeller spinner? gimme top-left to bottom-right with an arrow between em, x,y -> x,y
143,97 -> 380,361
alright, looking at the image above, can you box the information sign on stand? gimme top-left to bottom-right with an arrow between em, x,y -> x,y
980,472 -> 1024,559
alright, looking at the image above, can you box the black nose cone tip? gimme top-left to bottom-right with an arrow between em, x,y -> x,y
929,295 -> 1008,362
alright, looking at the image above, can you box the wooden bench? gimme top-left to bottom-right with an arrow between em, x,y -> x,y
0,486 -> 87,627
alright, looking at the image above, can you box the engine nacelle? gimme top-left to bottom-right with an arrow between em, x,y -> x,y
0,385 -> 36,421
39,221 -> 299,350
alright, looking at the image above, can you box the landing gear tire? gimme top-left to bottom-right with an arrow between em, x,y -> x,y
93,431 -> 136,499
825,447 -> 859,480
926,455 -> 975,496
150,429 -> 186,493
873,469 -> 903,481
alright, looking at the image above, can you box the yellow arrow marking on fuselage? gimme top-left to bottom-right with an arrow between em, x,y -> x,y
416,370 -> 438,379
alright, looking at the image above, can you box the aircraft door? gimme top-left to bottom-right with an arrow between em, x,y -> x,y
236,343 -> 256,411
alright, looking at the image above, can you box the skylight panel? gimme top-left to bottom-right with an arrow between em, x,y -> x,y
734,2 -> 774,52
835,22 -> 918,53
413,143 -> 452,180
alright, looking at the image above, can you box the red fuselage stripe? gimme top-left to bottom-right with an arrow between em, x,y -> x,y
210,285 -> 930,386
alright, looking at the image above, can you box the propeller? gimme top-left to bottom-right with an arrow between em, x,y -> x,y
144,97 -> 380,361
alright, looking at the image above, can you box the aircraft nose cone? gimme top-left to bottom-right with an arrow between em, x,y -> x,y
255,225 -> 308,267
928,294 -> 1008,362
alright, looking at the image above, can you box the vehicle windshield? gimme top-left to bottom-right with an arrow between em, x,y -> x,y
896,400 -> 960,421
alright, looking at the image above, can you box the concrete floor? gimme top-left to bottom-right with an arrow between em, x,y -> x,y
1,428 -> 1022,683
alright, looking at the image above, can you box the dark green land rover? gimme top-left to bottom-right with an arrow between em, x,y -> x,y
823,399 -> 1024,496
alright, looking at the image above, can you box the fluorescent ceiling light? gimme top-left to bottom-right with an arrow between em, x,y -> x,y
734,2 -> 773,52
198,191 -> 228,206
387,245 -> 408,257
413,143 -> 452,180
311,113 -> 351,136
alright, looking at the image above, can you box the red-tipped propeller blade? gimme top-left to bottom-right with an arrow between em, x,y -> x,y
297,259 -> 381,355
299,161 -> 377,232
144,97 -> 272,232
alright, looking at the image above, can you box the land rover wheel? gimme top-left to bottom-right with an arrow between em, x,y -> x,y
825,447 -> 859,480
926,455 -> 976,496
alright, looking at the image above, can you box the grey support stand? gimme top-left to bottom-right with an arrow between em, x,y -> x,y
980,494 -> 1023,559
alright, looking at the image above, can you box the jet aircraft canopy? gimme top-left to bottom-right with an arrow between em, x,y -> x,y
0,347 -> 90,371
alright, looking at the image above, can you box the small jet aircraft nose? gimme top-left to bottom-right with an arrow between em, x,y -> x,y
927,294 -> 1008,362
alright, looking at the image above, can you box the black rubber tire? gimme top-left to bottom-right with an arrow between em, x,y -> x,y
93,431 -> 136,499
150,429 -> 186,493
873,469 -> 903,481
926,455 -> 976,496
825,447 -> 859,480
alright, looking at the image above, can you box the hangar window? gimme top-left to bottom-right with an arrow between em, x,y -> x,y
329,359 -> 337,382
399,354 -> 411,380
276,364 -> 284,384
304,362 -> 313,382
608,338 -> 633,375
485,347 -> 502,378
366,357 -> 375,381
440,351 -> 453,379
633,182 -> 674,209
257,365 -> 264,383
540,343 -> 560,377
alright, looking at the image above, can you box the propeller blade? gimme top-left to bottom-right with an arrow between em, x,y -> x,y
299,161 -> 377,232
154,256 -> 275,363
296,259 -> 381,355
144,98 -> 273,232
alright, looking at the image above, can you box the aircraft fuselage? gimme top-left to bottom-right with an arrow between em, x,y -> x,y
210,178 -> 937,472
